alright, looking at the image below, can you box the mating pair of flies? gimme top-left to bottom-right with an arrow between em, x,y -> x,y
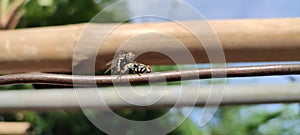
105,51 -> 152,76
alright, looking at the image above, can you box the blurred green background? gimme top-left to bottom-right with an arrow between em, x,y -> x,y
1,0 -> 300,135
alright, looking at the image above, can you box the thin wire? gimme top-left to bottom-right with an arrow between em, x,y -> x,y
1,64 -> 300,86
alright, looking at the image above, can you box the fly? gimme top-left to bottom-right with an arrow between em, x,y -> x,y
105,51 -> 151,76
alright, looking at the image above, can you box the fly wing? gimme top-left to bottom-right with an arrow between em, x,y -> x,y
106,59 -> 113,66
104,59 -> 113,73
104,67 -> 112,74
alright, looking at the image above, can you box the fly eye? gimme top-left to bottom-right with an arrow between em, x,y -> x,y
146,65 -> 151,72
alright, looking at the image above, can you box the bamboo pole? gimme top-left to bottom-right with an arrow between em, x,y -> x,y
0,83 -> 300,111
0,122 -> 30,135
0,18 -> 299,74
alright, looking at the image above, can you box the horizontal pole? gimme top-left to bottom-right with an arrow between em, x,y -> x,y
0,64 -> 300,86
0,18 -> 299,74
0,83 -> 300,111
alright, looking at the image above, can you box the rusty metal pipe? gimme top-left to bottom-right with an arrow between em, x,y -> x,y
0,64 -> 299,86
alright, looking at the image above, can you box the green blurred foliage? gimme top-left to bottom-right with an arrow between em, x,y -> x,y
115,109 -> 169,121
0,84 -> 34,90
151,65 -> 178,72
169,113 -> 204,135
0,111 -> 107,135
1,0 -> 299,134
205,104 -> 300,135
18,0 -> 123,28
